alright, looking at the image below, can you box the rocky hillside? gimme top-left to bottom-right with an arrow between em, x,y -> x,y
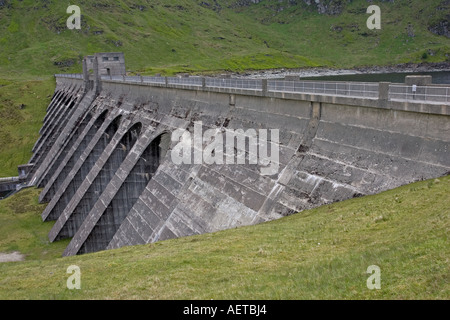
0,0 -> 448,76
208,0 -> 352,15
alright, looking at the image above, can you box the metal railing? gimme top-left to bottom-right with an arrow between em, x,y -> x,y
142,76 -> 166,84
54,73 -> 450,104
100,75 -> 142,82
110,75 -> 124,81
205,78 -> 262,91
55,74 -> 83,79
389,84 -> 450,103
124,76 -> 142,83
168,76 -> 203,86
268,80 -> 379,98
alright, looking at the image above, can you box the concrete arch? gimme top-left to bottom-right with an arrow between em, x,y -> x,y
43,91 -> 79,128
40,91 -> 74,133
37,108 -> 106,190
79,131 -> 171,254
36,103 -> 103,187
42,114 -> 122,221
39,108 -> 112,202
49,91 -> 59,104
39,92 -> 72,124
49,89 -> 68,107
30,88 -> 100,187
43,94 -> 61,118
35,91 -> 70,149
45,90 -> 64,114
32,95 -> 78,160
51,121 -> 142,241
29,97 -> 71,163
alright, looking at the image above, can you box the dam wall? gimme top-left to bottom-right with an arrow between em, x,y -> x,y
26,59 -> 450,256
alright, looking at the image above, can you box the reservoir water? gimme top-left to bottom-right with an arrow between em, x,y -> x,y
300,71 -> 450,84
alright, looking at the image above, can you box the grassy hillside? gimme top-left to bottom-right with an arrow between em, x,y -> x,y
0,188 -> 69,261
0,175 -> 448,299
0,0 -> 448,77
0,78 -> 54,177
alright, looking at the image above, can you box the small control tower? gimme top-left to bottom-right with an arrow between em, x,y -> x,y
82,52 -> 126,93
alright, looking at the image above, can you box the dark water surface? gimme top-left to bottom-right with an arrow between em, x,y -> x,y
301,71 -> 450,84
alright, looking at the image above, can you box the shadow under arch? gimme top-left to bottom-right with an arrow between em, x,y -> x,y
56,122 -> 143,241
42,90 -> 69,124
43,114 -> 122,221
32,96 -> 79,162
38,108 -> 108,191
79,131 -> 172,254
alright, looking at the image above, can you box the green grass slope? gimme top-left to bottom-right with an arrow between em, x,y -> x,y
0,0 -> 448,77
0,78 -> 54,177
0,188 -> 69,261
0,176 -> 448,299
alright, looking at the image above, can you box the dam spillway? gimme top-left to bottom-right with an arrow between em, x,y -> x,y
25,53 -> 450,256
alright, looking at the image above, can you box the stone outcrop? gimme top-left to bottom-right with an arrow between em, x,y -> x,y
429,16 -> 450,38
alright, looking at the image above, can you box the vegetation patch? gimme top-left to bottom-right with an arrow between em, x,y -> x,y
0,0 -> 448,76
0,78 -> 54,177
0,176 -> 448,299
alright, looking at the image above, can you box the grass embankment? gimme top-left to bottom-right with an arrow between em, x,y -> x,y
0,176 -> 448,300
0,188 -> 69,261
0,77 -> 54,177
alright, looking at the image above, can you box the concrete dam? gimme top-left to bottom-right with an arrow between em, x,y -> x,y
25,53 -> 450,256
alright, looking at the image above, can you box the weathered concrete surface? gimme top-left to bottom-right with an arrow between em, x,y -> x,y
27,72 -> 450,256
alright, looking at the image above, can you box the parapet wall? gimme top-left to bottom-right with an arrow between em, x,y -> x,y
28,74 -> 450,256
